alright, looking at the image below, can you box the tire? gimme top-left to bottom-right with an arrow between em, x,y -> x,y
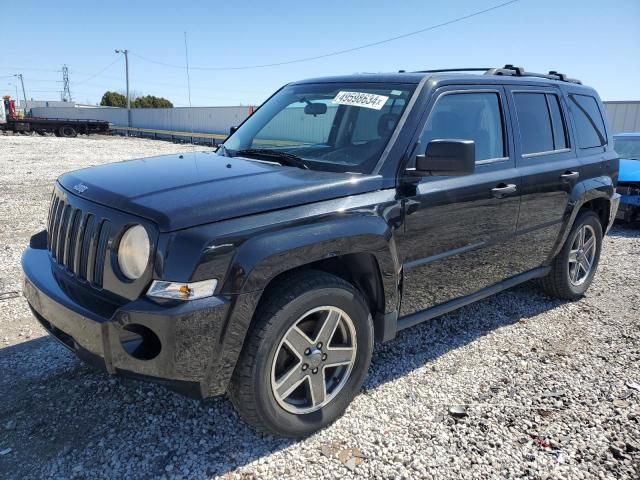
228,270 -> 374,438
58,125 -> 77,138
540,210 -> 603,300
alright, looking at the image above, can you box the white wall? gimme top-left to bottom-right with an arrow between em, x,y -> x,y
29,106 -> 253,134
603,101 -> 640,134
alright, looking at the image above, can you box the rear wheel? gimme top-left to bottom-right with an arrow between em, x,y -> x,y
540,210 -> 603,300
228,271 -> 373,438
58,125 -> 77,138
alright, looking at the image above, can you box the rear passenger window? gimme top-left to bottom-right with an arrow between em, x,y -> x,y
514,92 -> 569,154
419,92 -> 505,162
514,93 -> 554,154
569,94 -> 607,148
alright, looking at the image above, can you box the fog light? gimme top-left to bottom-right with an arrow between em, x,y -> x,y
146,279 -> 217,300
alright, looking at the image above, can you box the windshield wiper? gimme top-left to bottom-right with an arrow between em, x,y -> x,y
235,148 -> 309,170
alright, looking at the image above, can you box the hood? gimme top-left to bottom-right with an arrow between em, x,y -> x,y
58,152 -> 384,232
619,158 -> 640,183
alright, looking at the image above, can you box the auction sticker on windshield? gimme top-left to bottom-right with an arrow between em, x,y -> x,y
332,91 -> 389,110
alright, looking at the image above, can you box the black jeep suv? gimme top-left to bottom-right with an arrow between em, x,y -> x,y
22,65 -> 619,437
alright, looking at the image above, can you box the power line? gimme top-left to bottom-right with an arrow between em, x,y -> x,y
130,0 -> 522,71
0,66 -> 60,72
74,57 -> 122,85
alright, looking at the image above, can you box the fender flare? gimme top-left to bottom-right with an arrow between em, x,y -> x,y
222,215 -> 401,314
548,176 -> 614,261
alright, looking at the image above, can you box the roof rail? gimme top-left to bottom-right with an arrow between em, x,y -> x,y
413,68 -> 493,73
485,64 -> 582,84
410,65 -> 582,84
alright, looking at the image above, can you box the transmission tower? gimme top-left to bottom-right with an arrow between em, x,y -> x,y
61,65 -> 72,102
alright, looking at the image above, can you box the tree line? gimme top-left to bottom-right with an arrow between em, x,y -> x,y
100,91 -> 173,108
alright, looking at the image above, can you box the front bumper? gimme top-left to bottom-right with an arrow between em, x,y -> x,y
22,245 -> 256,398
608,193 -> 621,230
615,185 -> 639,221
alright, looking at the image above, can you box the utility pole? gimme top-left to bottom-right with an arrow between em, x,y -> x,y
115,49 -> 131,130
61,65 -> 72,102
14,74 -> 27,114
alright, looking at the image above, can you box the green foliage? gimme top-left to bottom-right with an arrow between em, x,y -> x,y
132,95 -> 174,108
99,92 -> 174,108
100,91 -> 126,107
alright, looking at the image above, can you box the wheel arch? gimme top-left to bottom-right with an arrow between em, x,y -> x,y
578,197 -> 610,232
253,252 -> 388,339
548,179 -> 614,261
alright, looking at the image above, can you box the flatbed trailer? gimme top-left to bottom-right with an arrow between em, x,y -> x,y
0,117 -> 111,137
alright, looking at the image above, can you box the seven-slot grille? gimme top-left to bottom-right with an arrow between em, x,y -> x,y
46,191 -> 111,287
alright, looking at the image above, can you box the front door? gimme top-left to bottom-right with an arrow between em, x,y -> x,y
397,86 -> 523,317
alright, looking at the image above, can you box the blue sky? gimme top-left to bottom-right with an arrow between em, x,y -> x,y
2,0 -> 638,106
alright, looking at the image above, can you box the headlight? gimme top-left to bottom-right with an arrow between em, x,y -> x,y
147,279 -> 217,300
118,225 -> 150,280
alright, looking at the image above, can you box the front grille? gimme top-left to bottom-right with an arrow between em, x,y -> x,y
47,191 -> 111,287
617,183 -> 640,196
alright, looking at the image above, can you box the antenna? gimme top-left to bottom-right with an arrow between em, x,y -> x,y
183,31 -> 196,150
61,65 -> 72,102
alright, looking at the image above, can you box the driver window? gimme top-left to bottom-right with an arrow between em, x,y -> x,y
415,92 -> 505,165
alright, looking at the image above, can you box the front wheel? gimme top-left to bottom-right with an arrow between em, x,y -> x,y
540,210 -> 603,300
228,271 -> 373,438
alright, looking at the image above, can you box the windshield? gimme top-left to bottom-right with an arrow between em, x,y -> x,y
222,82 -> 416,173
614,137 -> 640,160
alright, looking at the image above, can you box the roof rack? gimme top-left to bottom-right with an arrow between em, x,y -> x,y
485,64 -> 582,84
411,65 -> 582,84
412,68 -> 493,73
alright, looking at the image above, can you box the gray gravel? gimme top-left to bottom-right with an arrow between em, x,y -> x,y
1,134 -> 639,479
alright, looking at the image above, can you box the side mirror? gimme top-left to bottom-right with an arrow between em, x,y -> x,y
229,126 -> 238,136
413,139 -> 475,176
304,102 -> 327,116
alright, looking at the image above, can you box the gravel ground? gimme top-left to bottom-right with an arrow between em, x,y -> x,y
0,134 -> 638,479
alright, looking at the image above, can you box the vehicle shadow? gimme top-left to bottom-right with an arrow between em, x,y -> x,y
0,282 -> 564,479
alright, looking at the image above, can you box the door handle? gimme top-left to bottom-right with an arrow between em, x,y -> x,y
491,183 -> 517,198
560,171 -> 579,181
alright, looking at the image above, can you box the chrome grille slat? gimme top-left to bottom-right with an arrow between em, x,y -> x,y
47,195 -> 59,249
85,219 -> 101,285
49,198 -> 64,257
93,221 -> 111,287
73,213 -> 90,276
79,214 -> 95,280
64,209 -> 81,272
56,205 -> 71,262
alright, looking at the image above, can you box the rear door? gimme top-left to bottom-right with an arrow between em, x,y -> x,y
397,86 -> 523,316
505,86 -> 582,270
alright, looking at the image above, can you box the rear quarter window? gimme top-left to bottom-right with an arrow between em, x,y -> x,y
569,94 -> 607,148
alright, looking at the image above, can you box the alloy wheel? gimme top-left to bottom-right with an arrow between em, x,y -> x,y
568,224 -> 597,286
270,306 -> 357,414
